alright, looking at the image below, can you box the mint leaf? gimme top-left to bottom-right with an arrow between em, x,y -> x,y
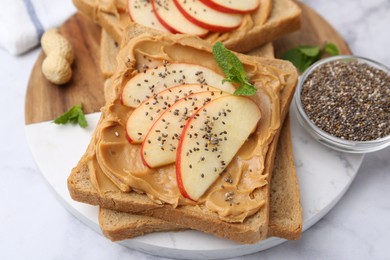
54,104 -> 88,128
77,112 -> 88,127
212,42 -> 257,96
282,48 -> 306,72
233,83 -> 257,96
324,43 -> 339,56
281,43 -> 340,72
212,42 -> 246,78
298,46 -> 321,57
302,55 -> 319,72
282,48 -> 318,72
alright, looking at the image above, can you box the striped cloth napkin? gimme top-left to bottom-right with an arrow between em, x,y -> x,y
0,0 -> 76,55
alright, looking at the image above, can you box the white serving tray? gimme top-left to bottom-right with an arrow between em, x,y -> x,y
25,102 -> 363,259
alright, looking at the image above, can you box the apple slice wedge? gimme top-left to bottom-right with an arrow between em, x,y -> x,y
141,90 -> 229,168
176,95 -> 261,201
128,0 -> 169,32
174,0 -> 243,32
121,63 -> 236,108
126,84 -> 221,144
199,0 -> 260,14
151,0 -> 208,36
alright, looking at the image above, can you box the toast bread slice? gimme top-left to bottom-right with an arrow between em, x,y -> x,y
68,33 -> 298,243
99,207 -> 185,241
267,115 -> 302,239
100,29 -> 119,78
98,32 -> 301,241
73,0 -> 300,53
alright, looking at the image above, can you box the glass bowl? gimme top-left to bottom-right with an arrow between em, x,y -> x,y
294,55 -> 390,153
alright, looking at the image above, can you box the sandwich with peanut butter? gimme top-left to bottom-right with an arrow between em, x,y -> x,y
73,0 -> 301,53
97,30 -> 301,242
67,30 -> 299,243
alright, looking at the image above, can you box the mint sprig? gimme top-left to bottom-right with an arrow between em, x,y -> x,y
282,43 -> 339,72
212,42 -> 257,96
54,104 -> 88,128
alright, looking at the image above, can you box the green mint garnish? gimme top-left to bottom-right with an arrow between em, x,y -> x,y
54,104 -> 88,128
324,43 -> 339,56
282,43 -> 339,72
212,42 -> 257,96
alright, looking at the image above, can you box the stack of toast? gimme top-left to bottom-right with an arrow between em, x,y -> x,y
68,0 -> 302,244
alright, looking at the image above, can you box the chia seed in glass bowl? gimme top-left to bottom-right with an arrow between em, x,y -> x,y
294,55 -> 390,153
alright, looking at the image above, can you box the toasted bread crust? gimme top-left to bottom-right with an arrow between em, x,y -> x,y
99,208 -> 185,241
268,116 -> 302,240
100,30 -> 119,78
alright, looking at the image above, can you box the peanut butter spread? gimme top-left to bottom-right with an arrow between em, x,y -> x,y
86,34 -> 286,223
91,0 -> 272,44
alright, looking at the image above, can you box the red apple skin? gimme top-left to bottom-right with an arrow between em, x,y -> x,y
140,118 -> 154,168
151,0 -> 180,33
141,148 -> 153,169
173,0 -> 240,32
151,0 -> 208,37
120,92 -> 124,106
175,115 -> 196,200
140,106 -> 165,169
198,0 -> 259,14
125,130 -> 134,144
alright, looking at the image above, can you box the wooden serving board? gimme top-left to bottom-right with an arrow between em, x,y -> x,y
25,2 -> 352,125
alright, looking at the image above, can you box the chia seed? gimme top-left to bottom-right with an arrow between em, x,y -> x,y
301,60 -> 390,141
224,191 -> 234,202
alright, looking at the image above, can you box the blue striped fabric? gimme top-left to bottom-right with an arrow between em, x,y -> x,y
22,0 -> 45,40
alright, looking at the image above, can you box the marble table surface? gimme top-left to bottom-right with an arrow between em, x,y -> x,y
1,0 -> 389,259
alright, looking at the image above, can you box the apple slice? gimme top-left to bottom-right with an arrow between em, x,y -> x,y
128,0 -> 169,32
199,0 -> 260,14
126,84 -> 221,144
151,0 -> 208,36
174,0 -> 243,32
121,63 -> 236,108
141,90 -> 228,168
176,95 -> 261,201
